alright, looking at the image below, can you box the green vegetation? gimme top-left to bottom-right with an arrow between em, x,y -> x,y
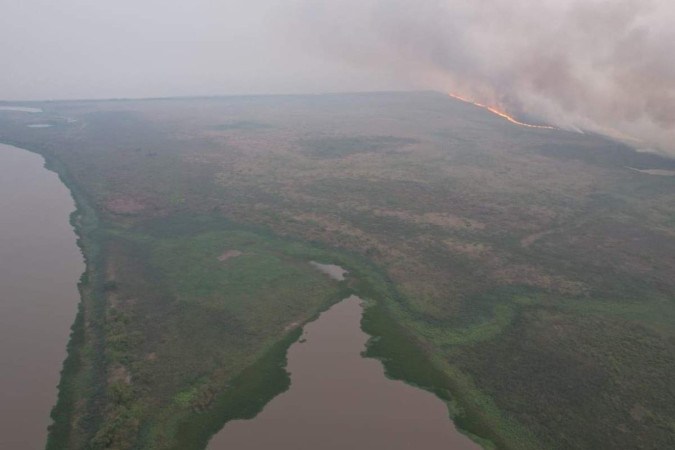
1,92 -> 674,449
43,209 -> 353,448
170,327 -> 300,450
301,135 -> 419,158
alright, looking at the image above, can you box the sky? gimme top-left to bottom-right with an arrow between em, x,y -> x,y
1,0 -> 674,153
0,0 -> 407,101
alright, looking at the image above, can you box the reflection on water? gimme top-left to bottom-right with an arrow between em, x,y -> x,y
0,106 -> 42,113
0,143 -> 83,449
209,296 -> 480,450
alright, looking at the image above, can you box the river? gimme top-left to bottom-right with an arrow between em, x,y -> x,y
209,295 -> 480,450
0,143 -> 84,449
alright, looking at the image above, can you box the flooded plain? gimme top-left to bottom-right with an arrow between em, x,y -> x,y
209,296 -> 480,450
0,143 -> 84,449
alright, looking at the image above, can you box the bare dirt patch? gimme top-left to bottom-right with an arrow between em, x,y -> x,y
310,261 -> 348,281
521,229 -> 556,248
284,321 -> 300,332
108,365 -> 131,385
218,250 -> 243,262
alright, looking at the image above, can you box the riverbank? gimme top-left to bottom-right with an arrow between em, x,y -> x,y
0,137 -> 112,449
36,146 -> 108,450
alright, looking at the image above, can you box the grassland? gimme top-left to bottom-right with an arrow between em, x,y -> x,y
1,91 -> 674,449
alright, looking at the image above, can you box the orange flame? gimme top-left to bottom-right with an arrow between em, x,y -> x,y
448,93 -> 555,130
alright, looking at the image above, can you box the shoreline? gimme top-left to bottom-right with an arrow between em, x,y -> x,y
40,151 -> 108,450
0,139 -> 499,450
0,140 -> 106,449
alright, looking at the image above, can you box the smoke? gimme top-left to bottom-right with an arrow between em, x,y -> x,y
284,0 -> 675,155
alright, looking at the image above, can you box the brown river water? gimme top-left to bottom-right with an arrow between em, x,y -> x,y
0,143 -> 84,449
209,295 -> 480,450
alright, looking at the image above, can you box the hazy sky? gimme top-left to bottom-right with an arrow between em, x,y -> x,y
0,0 -> 407,101
2,0 -> 674,153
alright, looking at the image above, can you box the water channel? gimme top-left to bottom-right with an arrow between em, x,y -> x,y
209,294 -> 479,450
0,142 -> 84,449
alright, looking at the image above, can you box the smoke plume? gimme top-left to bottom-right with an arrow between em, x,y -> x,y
285,0 -> 675,155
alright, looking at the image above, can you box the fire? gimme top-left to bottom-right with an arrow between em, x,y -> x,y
448,93 -> 556,130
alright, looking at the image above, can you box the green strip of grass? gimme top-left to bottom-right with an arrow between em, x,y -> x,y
357,278 -> 542,450
46,302 -> 85,450
168,327 -> 301,450
29,150 -> 109,450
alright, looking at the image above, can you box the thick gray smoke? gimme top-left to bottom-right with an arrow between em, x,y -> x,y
285,0 -> 675,155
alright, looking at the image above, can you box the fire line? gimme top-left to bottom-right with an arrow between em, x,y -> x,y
448,93 -> 556,130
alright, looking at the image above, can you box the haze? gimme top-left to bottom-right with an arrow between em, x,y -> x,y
2,0 -> 675,154
0,0 -> 406,101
